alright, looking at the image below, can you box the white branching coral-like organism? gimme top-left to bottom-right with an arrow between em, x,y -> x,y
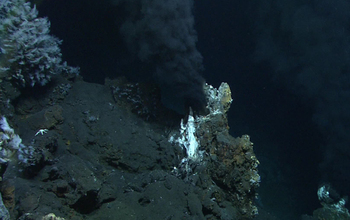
0,0 -> 79,87
0,116 -> 34,164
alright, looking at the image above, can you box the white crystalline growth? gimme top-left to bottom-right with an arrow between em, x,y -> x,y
169,83 -> 233,173
169,112 -> 202,165
177,114 -> 200,161
205,82 -> 232,114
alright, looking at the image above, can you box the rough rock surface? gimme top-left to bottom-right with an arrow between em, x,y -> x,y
0,77 -> 260,219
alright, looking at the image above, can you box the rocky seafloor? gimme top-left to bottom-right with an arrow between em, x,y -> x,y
0,74 -> 261,220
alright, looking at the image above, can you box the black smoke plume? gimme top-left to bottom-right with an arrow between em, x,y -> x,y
112,0 -> 206,114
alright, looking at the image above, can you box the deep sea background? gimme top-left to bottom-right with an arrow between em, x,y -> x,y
31,0 -> 350,218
